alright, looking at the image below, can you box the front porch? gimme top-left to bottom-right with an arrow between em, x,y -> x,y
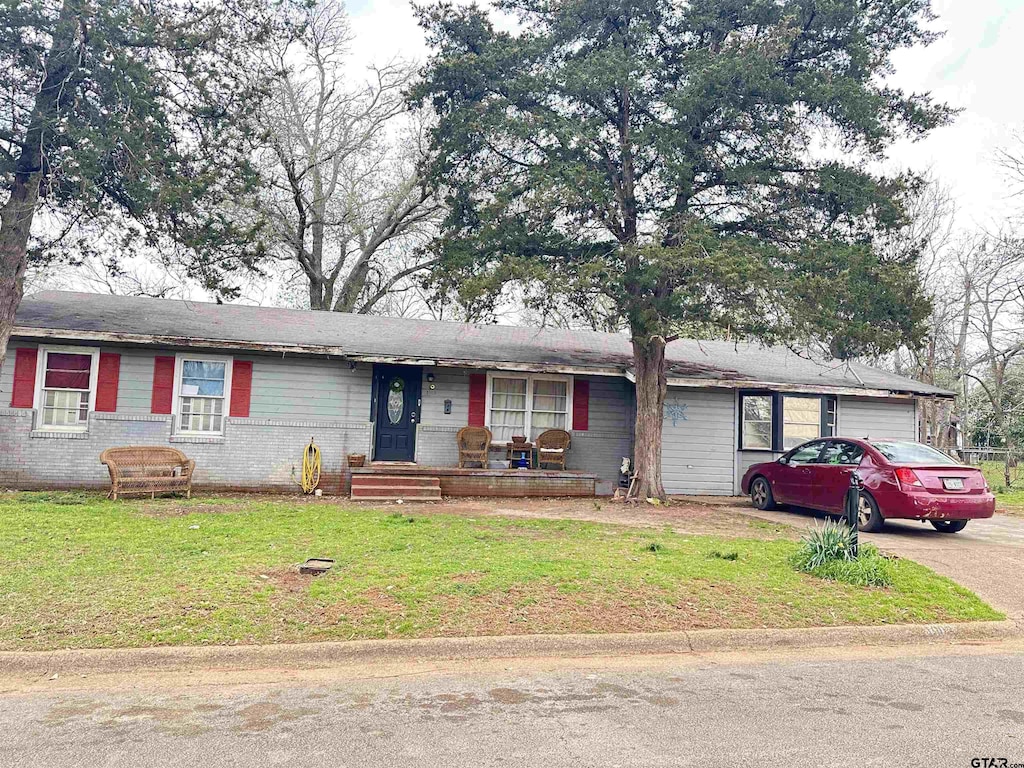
350,464 -> 599,499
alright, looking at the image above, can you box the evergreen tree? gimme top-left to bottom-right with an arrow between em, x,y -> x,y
413,0 -> 946,499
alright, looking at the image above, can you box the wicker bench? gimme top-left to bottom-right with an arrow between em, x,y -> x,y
99,446 -> 195,500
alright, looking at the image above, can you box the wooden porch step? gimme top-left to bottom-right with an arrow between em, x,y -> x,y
351,475 -> 441,489
350,474 -> 442,501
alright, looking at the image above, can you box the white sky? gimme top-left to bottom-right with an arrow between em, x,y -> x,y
347,0 -> 1024,229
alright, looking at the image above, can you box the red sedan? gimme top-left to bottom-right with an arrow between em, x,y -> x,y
740,438 -> 995,533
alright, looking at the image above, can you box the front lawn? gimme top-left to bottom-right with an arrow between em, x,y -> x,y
0,492 -> 1001,651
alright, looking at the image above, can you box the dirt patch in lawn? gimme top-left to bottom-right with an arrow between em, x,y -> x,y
343,495 -> 797,541
260,567 -> 319,593
136,501 -> 250,518
112,490 -> 793,541
430,582 -> 765,636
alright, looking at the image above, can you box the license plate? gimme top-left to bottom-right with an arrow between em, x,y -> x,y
942,478 -> 964,490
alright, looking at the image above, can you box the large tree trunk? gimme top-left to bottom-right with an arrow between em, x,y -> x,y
333,254 -> 371,312
631,334 -> 668,501
0,176 -> 39,368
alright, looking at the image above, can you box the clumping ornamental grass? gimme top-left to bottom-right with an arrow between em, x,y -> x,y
791,520 -> 895,588
0,492 -> 1001,651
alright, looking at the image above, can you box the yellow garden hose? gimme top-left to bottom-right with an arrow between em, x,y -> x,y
301,438 -> 322,494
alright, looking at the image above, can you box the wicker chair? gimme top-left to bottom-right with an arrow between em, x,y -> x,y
536,429 -> 571,470
99,446 -> 195,500
457,426 -> 492,468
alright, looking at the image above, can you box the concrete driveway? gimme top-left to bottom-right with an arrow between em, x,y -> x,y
740,504 -> 1024,622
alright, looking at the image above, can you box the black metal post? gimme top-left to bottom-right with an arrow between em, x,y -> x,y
844,471 -> 861,558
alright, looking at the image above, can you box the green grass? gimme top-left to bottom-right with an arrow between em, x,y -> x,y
0,492 -> 1001,651
978,461 -> 1024,516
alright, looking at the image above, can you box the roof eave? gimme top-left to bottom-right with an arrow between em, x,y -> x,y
10,327 -> 630,378
11,327 -> 349,357
12,326 -> 951,397
664,375 -> 954,400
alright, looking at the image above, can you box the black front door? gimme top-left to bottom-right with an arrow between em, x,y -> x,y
372,364 -> 422,462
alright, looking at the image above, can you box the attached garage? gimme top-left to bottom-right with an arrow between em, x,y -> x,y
838,396 -> 917,441
661,388 -> 735,495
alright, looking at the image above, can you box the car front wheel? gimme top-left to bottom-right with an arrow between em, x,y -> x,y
750,477 -> 776,510
857,493 -> 884,533
930,519 -> 969,533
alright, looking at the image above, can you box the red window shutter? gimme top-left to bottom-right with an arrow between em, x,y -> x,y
468,373 -> 487,426
151,356 -> 175,414
95,352 -> 121,412
10,348 -> 38,408
572,378 -> 590,431
229,360 -> 253,417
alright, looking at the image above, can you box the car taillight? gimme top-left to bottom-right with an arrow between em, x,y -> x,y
895,467 -> 923,488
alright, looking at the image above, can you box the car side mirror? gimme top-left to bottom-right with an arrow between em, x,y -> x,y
777,456 -> 788,465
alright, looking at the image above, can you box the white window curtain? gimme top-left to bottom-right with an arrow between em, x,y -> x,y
488,375 -> 571,442
529,378 -> 568,439
782,396 -> 822,450
489,377 -> 528,442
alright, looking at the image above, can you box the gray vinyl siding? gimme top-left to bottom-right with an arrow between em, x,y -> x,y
116,348 -> 159,413
570,376 -> 635,484
837,396 -> 917,441
0,343 -> 28,404
415,367 -> 472,467
737,450 -> 780,490
419,367 -> 470,426
661,388 -> 735,496
247,357 -> 372,421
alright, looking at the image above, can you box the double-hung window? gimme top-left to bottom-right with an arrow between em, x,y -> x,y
38,347 -> 99,429
487,373 -> 572,442
175,355 -> 231,435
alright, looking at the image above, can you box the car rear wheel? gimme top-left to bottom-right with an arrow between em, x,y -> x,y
857,493 -> 884,533
750,477 -> 776,511
930,519 -> 969,533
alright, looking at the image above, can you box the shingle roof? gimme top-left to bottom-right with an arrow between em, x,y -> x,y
12,291 -> 952,397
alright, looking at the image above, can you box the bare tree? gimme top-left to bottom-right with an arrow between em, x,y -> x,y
963,236 -> 1024,485
252,0 -> 442,314
996,130 -> 1024,202
880,176 -> 964,448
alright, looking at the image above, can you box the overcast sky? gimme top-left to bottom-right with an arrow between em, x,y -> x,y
347,0 -> 1024,229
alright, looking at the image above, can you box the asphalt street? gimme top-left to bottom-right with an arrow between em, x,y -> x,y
3,643 -> 1023,768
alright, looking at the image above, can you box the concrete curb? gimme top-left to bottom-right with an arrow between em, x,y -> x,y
0,620 -> 1018,678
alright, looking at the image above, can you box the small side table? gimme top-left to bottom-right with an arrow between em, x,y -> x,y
506,441 -> 534,469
